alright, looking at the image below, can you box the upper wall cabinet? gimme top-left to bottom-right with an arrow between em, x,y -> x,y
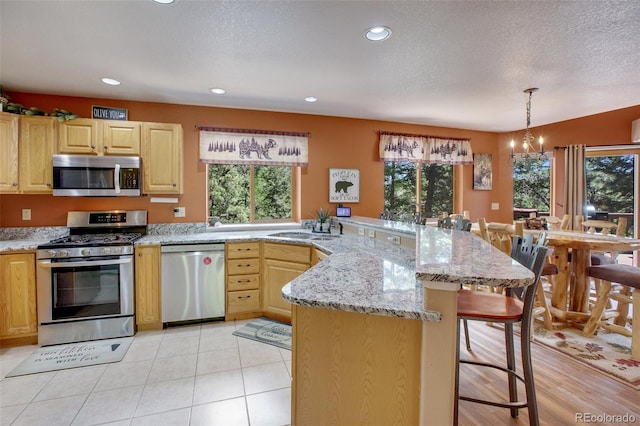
0,113 -> 20,192
141,122 -> 183,194
58,118 -> 102,155
102,120 -> 141,155
19,116 -> 57,193
0,113 -> 56,194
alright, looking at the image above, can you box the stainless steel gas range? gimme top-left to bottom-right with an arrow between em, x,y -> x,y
36,210 -> 147,346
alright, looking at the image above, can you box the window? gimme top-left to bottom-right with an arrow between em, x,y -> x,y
384,161 -> 453,219
512,157 -> 551,219
208,164 -> 293,224
585,153 -> 636,237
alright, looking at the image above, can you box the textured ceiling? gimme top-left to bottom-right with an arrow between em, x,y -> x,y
1,0 -> 639,132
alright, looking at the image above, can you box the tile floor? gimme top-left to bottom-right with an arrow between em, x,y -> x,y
0,320 -> 291,426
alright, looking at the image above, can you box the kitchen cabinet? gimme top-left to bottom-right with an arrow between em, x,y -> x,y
311,248 -> 329,265
0,112 -> 19,192
263,242 -> 310,323
102,120 -> 141,155
141,122 -> 183,194
0,252 -> 37,346
226,242 -> 261,320
134,245 -> 162,331
58,118 -> 102,155
19,115 -> 57,192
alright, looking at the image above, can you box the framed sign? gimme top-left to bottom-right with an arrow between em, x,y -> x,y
92,105 -> 128,120
473,153 -> 492,190
329,168 -> 360,203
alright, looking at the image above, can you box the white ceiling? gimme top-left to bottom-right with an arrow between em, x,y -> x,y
1,0 -> 639,132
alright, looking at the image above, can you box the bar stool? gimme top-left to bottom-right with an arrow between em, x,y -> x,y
582,264 -> 640,359
454,234 -> 551,426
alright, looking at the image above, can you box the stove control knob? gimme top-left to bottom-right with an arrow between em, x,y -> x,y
47,250 -> 57,258
102,247 -> 111,255
114,247 -> 123,254
80,249 -> 91,256
58,250 -> 68,257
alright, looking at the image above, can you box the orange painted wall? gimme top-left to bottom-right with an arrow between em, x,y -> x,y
2,91 -> 637,227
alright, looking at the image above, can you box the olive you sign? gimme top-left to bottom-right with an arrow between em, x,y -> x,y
329,168 -> 360,203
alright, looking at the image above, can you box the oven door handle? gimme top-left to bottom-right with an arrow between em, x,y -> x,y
37,257 -> 133,268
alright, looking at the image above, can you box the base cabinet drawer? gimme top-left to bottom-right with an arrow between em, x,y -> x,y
228,274 -> 260,291
227,290 -> 260,314
227,242 -> 260,259
227,258 -> 260,275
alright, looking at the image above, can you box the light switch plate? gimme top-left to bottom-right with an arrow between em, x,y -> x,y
368,229 -> 376,238
174,207 -> 186,217
358,227 -> 364,236
491,203 -> 499,210
22,209 -> 31,220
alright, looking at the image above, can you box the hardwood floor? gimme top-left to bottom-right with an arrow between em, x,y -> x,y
457,321 -> 638,425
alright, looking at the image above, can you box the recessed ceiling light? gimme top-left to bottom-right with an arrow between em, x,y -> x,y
365,26 -> 392,42
101,78 -> 121,86
152,0 -> 175,4
304,96 -> 318,103
210,88 -> 226,95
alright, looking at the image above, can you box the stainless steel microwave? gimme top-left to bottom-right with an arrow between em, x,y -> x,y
52,155 -> 141,196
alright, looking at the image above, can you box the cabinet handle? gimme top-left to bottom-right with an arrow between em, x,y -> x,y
12,182 -> 17,186
46,183 -> 51,187
104,145 -> 108,150
91,145 -> 96,149
172,183 -> 176,187
238,279 -> 251,283
138,253 -> 142,257
238,295 -> 251,299
239,264 -> 251,267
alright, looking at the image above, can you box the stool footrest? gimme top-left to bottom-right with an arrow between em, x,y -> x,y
459,359 -> 530,410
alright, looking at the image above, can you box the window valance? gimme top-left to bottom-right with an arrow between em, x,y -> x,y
379,131 -> 473,165
199,126 -> 309,166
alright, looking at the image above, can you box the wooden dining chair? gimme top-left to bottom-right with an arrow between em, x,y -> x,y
455,234 -> 551,426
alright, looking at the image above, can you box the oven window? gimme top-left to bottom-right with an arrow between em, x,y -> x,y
51,263 -> 121,320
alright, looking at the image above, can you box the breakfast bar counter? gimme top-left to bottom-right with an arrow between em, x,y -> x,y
283,218 -> 534,426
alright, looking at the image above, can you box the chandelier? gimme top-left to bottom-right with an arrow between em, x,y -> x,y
509,88 -> 547,162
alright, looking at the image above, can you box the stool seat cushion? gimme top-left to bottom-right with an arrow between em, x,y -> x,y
542,262 -> 559,276
457,289 -> 524,320
590,253 -> 615,266
587,264 -> 640,289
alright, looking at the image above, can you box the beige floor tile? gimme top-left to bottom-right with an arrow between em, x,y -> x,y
94,359 -> 153,392
12,394 -> 86,426
121,339 -> 161,363
157,335 -> 200,359
242,362 -> 291,395
238,340 -> 283,367
200,320 -> 236,335
147,353 -> 197,384
71,386 -> 143,426
190,397 -> 248,426
34,365 -> 106,401
135,377 -> 194,418
193,369 -> 245,405
131,407 -> 190,426
284,359 -> 293,378
0,373 -> 54,407
196,348 -> 241,376
246,387 -> 292,426
0,345 -> 38,379
199,331 -> 239,352
0,403 -> 26,425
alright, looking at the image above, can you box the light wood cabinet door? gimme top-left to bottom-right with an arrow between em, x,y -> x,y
134,245 -> 162,330
141,122 -> 183,194
0,113 -> 19,193
263,258 -> 309,321
19,115 -> 56,193
103,120 -> 141,155
0,253 -> 37,339
58,118 -> 102,154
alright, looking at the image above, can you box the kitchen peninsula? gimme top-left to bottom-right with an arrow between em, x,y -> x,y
283,217 -> 535,426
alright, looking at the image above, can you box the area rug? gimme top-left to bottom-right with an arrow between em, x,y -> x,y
5,337 -> 133,378
233,317 -> 291,350
532,324 -> 639,390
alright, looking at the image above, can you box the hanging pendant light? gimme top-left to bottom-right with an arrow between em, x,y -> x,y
509,88 -> 547,162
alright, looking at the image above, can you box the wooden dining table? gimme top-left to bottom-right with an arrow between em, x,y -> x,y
524,229 -> 640,326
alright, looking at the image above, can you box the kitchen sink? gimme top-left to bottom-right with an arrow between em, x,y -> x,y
269,231 -> 339,240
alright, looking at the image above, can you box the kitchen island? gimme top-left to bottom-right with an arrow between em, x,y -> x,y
283,218 -> 534,425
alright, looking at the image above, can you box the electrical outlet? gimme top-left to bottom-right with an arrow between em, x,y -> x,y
491,203 -> 500,210
358,227 -> 364,236
368,229 -> 376,238
22,209 -> 31,220
174,207 -> 186,217
389,235 -> 401,245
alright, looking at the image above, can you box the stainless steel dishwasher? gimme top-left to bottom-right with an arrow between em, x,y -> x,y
161,244 -> 225,324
